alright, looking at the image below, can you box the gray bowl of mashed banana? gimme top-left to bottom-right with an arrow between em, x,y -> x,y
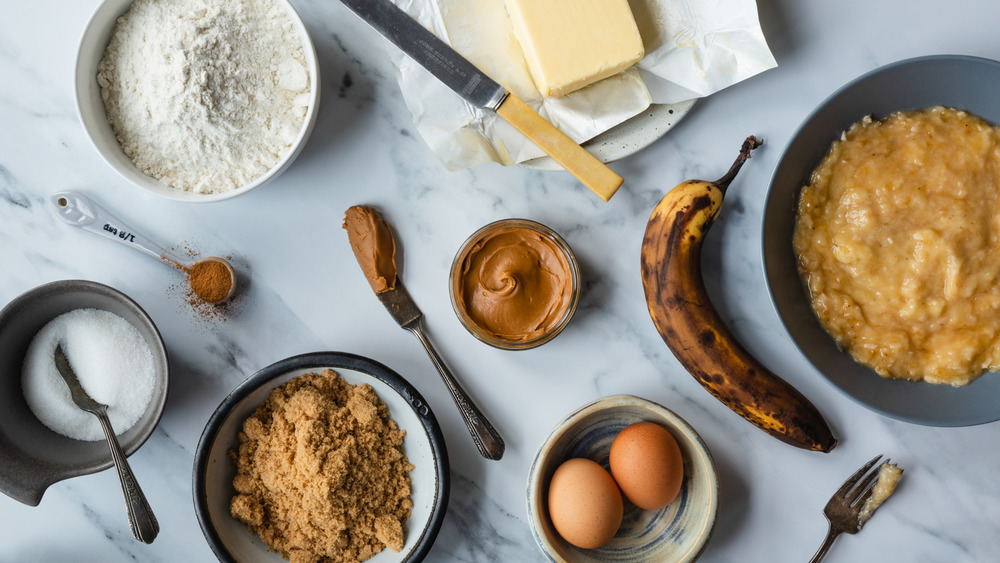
762,54 -> 1000,426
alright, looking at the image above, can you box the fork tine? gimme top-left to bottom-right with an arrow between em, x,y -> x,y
833,454 -> 883,499
848,458 -> 887,506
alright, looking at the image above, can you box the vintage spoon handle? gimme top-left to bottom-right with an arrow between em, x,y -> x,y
407,322 -> 505,460
50,191 -> 188,265
95,406 -> 160,544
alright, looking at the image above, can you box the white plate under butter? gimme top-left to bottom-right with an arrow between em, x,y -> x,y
521,101 -> 695,170
75,0 -> 320,202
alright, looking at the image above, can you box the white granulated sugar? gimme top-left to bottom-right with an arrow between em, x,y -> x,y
97,0 -> 311,194
21,309 -> 157,441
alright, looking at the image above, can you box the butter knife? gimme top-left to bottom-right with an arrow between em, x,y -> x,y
377,283 -> 506,460
338,0 -> 624,201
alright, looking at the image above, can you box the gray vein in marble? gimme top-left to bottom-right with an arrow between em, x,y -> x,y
324,32 -> 384,105
202,337 -> 253,376
896,514 -> 973,560
0,166 -> 31,209
58,486 -> 145,561
0,41 -> 51,89
428,472 -> 542,562
143,425 -> 191,463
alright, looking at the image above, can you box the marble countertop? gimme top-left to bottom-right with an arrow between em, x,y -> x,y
2,1 -> 999,561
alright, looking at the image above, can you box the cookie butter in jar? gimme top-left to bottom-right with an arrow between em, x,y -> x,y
450,219 -> 580,349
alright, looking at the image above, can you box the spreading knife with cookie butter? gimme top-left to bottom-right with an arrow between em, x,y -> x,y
343,205 -> 505,461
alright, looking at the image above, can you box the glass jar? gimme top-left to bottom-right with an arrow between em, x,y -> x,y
449,218 -> 581,350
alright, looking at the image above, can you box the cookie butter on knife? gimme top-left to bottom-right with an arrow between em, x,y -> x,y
503,0 -> 644,97
343,205 -> 397,294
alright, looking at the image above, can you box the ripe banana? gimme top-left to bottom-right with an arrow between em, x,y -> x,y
640,136 -> 837,452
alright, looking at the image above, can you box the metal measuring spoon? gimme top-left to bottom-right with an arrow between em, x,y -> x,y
50,191 -> 236,304
53,344 -> 159,543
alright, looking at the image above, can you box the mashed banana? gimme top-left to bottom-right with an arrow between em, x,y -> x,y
794,106 -> 1000,386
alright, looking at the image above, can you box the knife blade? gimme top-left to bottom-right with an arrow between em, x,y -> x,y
339,0 -> 624,201
375,281 -> 423,330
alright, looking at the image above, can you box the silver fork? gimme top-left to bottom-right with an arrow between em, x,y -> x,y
809,454 -> 890,562
54,344 -> 160,543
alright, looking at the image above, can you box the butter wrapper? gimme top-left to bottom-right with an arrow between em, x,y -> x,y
388,0 -> 775,169
631,0 -> 778,103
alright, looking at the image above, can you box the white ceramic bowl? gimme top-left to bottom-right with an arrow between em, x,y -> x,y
527,395 -> 719,562
193,352 -> 449,563
75,0 -> 321,202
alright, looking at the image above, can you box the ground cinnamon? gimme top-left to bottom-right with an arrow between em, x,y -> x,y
186,259 -> 232,303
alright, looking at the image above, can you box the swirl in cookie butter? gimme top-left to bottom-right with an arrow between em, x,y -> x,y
455,224 -> 574,343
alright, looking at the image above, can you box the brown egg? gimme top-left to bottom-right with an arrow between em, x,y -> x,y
609,421 -> 684,510
547,457 -> 623,549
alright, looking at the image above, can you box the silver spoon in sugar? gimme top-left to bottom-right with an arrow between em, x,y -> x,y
50,191 -> 236,304
53,343 -> 159,543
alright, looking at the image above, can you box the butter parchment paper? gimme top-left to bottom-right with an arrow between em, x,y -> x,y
387,0 -> 776,169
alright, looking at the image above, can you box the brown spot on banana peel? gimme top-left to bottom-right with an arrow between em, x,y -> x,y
698,330 -> 716,346
641,136 -> 837,452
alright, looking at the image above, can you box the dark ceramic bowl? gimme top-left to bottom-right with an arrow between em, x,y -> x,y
0,279 -> 169,505
762,54 -> 1000,426
193,352 -> 450,563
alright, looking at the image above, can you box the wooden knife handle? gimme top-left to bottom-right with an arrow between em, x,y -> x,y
496,95 -> 623,201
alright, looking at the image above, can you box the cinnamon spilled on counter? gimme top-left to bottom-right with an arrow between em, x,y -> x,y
162,245 -> 240,323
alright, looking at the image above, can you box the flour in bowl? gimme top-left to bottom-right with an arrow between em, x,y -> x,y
97,0 -> 311,193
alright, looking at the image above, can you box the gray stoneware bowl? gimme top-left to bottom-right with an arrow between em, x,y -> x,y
0,279 -> 169,506
193,352 -> 450,563
526,395 -> 719,562
762,54 -> 1000,426
75,0 -> 320,202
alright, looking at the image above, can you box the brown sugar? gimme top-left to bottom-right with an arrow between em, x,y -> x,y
230,370 -> 414,563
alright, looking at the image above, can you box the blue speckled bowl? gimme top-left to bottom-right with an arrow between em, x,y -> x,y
526,395 -> 719,562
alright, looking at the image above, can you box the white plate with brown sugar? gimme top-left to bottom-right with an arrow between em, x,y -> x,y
193,352 -> 449,562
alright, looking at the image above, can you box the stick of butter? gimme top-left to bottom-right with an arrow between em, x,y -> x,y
503,0 -> 645,97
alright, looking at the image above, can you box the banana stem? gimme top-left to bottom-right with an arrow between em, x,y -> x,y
713,136 -> 763,193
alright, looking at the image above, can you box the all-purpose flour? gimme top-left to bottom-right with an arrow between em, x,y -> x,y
97,0 -> 311,193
